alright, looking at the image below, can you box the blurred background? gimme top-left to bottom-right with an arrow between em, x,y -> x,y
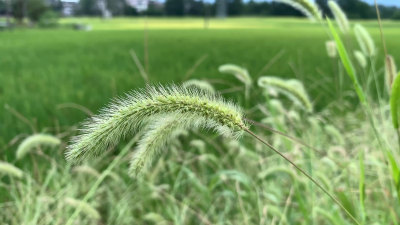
1,0 -> 400,224
1,0 -> 399,148
1,0 -> 400,21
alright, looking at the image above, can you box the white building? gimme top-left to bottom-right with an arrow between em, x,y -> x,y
126,0 -> 149,12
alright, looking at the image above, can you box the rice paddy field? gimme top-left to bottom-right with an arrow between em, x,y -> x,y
1,17 -> 400,224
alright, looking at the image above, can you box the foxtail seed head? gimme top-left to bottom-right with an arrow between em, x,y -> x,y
0,161 -> 23,178
218,64 -> 252,87
258,76 -> 313,112
72,165 -> 101,178
64,197 -> 100,220
390,72 -> 400,129
183,79 -> 215,94
354,51 -> 367,68
385,55 -> 398,93
128,113 -> 238,177
66,85 -> 246,163
328,1 -> 350,34
16,134 -> 61,159
325,41 -> 337,58
275,0 -> 321,21
354,24 -> 376,57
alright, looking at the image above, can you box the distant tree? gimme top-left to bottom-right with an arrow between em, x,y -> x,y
315,0 -> 330,17
48,0 -> 63,13
0,0 -> 6,15
227,0 -> 242,16
378,5 -> 398,19
106,0 -> 126,16
123,5 -> 138,16
11,0 -> 25,22
393,10 -> 400,20
244,1 -> 271,15
337,0 -> 373,19
145,1 -> 164,16
165,0 -> 184,15
78,0 -> 100,15
269,2 -> 302,17
27,0 -> 48,22
188,0 -> 204,16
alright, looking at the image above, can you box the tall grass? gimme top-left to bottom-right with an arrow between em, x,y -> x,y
1,16 -> 400,225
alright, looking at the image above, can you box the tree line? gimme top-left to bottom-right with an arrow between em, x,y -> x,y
1,0 -> 400,24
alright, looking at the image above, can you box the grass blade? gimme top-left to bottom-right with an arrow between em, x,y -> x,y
326,18 -> 366,105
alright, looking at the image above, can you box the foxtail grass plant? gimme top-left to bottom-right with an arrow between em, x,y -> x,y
328,0 -> 350,34
66,85 -> 246,163
66,136 -> 139,225
0,161 -> 23,179
327,12 -> 400,223
218,64 -> 252,103
325,40 -> 337,58
129,114 -> 229,177
354,51 -> 367,69
327,18 -> 366,105
390,72 -> 400,130
67,84 -> 359,224
257,76 -> 313,112
275,0 -> 321,21
218,64 -> 251,87
385,55 -> 398,93
72,165 -> 100,178
64,197 -> 100,220
324,125 -> 345,145
182,79 -> 215,94
354,24 -> 376,57
16,134 -> 61,159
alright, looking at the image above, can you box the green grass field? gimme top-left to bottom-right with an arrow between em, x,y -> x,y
1,17 -> 400,224
1,17 -> 399,146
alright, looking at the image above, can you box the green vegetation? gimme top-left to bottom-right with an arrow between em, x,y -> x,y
1,17 -> 400,224
2,18 -> 399,147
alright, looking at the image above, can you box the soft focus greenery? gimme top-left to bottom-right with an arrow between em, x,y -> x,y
1,17 -> 399,224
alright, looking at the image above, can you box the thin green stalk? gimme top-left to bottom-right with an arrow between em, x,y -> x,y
368,57 -> 385,123
397,129 -> 400,152
374,0 -> 388,57
359,151 -> 366,225
243,128 -> 360,225
244,118 -> 322,154
327,17 -> 388,152
65,136 -> 139,225
327,18 -> 366,106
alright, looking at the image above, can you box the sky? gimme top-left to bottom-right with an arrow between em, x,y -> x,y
362,0 -> 400,6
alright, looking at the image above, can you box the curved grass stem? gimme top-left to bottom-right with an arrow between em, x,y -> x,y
244,118 -> 322,154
